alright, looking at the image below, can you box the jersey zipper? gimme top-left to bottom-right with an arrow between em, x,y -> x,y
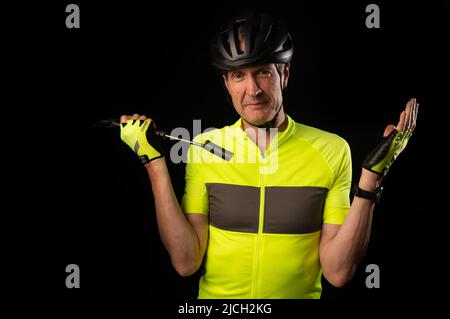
252,149 -> 267,298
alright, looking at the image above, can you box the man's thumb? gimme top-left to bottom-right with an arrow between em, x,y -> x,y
383,124 -> 396,137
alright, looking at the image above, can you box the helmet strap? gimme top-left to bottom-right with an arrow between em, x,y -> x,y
242,103 -> 283,128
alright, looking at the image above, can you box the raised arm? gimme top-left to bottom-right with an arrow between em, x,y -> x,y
120,114 -> 208,276
320,98 -> 419,287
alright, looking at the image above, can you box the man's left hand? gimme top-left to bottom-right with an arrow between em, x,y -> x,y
363,97 -> 419,178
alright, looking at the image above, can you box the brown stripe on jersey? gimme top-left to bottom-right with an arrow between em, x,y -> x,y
263,187 -> 328,234
206,183 -> 260,233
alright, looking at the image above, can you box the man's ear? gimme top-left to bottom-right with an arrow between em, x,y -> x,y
282,62 -> 291,89
222,73 -> 230,91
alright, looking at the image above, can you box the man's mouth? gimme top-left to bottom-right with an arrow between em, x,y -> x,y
243,101 -> 268,108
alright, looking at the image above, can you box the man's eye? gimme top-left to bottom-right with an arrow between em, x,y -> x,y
232,72 -> 243,80
258,70 -> 272,77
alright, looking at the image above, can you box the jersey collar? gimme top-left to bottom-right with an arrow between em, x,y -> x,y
230,114 -> 295,147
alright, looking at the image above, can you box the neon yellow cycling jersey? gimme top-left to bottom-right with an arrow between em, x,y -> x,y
181,114 -> 352,299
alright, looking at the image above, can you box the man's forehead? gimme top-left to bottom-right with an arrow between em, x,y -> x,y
227,64 -> 276,73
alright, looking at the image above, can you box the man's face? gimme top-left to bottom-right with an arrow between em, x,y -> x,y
223,63 -> 289,126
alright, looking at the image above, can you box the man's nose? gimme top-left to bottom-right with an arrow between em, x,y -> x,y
245,76 -> 262,97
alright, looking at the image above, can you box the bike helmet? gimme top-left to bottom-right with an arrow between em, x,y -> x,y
210,12 -> 294,72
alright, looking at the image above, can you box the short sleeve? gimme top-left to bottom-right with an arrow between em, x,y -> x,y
181,144 -> 209,215
323,140 -> 352,224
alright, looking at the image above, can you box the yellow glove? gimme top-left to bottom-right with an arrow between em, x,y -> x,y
363,98 -> 418,178
363,129 -> 410,177
120,119 -> 164,164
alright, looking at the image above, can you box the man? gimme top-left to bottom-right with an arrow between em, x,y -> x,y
119,12 -> 418,298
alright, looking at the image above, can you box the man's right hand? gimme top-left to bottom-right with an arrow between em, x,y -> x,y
120,114 -> 165,164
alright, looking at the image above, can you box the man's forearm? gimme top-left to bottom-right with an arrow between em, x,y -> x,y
145,158 -> 201,274
321,169 -> 380,286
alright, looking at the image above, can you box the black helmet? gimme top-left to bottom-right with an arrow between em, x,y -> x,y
210,12 -> 294,72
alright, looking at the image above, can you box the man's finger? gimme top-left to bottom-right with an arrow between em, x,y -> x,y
383,124 -> 396,137
408,98 -> 415,131
412,101 -> 419,130
404,100 -> 410,131
396,111 -> 406,131
120,115 -> 129,123
131,113 -> 140,120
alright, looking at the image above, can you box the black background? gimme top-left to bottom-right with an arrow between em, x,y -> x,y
4,0 -> 449,316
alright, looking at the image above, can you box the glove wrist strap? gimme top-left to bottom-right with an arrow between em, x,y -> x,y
353,184 -> 383,204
